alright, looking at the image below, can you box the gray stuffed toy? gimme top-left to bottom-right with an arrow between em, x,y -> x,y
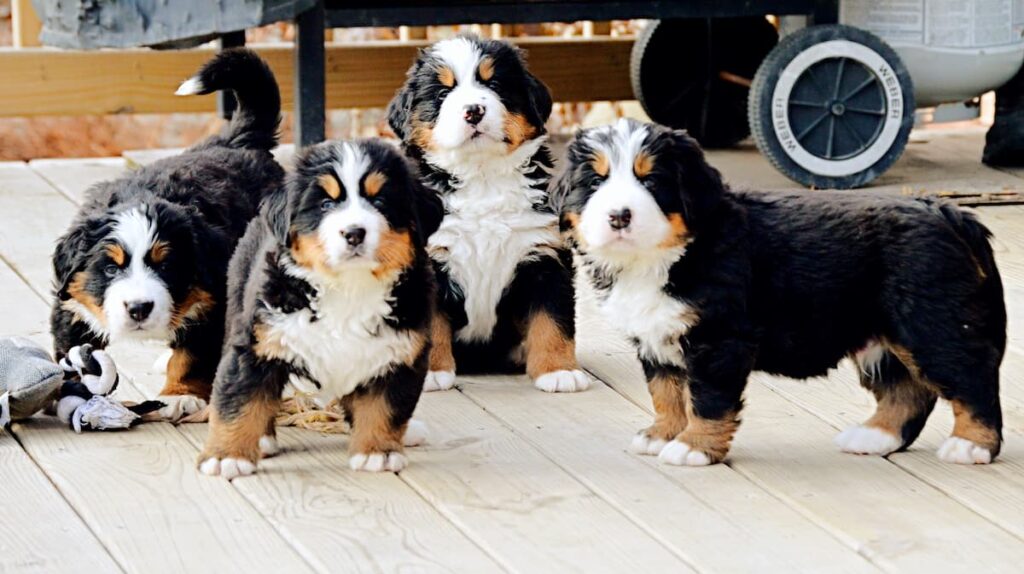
0,338 -> 162,432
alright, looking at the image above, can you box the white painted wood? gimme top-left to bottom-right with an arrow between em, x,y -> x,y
0,417 -> 120,573
398,390 -> 696,573
456,374 -> 877,573
28,157 -> 128,205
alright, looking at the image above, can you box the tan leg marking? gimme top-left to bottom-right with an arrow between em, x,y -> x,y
645,375 -> 689,441
429,311 -> 456,372
865,380 -> 935,437
160,347 -> 212,400
343,392 -> 405,456
199,396 -> 280,464
678,394 -> 739,464
523,310 -> 578,379
951,399 -> 1000,452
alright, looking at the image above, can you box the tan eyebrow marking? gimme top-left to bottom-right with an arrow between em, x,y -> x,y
363,171 -> 388,197
591,152 -> 610,177
149,240 -> 171,264
318,173 -> 342,200
437,66 -> 456,88
634,152 -> 655,178
478,57 -> 495,81
105,244 -> 126,266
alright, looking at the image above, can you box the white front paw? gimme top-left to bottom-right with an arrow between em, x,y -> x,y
259,435 -> 280,458
424,370 -> 456,392
157,395 -> 207,422
937,437 -> 993,465
403,419 -> 429,447
658,440 -> 713,466
629,432 -> 669,456
534,369 -> 591,393
349,452 -> 408,472
199,456 -> 257,480
834,425 -> 902,455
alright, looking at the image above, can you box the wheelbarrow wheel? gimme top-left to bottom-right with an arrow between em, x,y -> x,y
630,18 -> 777,148
748,24 -> 915,189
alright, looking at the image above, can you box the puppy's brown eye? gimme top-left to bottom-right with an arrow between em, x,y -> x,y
104,265 -> 119,278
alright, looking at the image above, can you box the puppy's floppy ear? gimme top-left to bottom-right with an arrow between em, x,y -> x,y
53,215 -> 109,300
547,143 -> 579,217
410,178 -> 444,244
526,71 -> 553,124
264,186 -> 292,247
387,54 -> 425,140
663,128 -> 725,228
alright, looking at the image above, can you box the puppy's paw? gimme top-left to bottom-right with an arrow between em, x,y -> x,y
403,419 -> 429,447
157,394 -> 207,422
349,451 -> 408,472
198,456 -> 257,480
937,437 -> 993,465
259,435 -> 280,458
657,440 -> 714,467
534,369 -> 591,393
424,370 -> 456,392
834,425 -> 902,456
629,431 -> 669,456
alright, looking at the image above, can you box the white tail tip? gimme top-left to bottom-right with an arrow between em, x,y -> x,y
175,77 -> 204,96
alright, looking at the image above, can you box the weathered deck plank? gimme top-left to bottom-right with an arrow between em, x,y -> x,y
456,375 -> 878,573
28,157 -> 128,205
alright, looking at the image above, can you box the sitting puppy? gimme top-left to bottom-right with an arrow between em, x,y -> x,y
552,118 -> 1006,466
198,139 -> 441,479
387,35 -> 589,393
50,49 -> 284,421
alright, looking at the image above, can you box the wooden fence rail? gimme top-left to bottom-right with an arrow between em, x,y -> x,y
1,37 -> 633,117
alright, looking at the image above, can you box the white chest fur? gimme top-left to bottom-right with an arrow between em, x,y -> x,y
259,272 -> 419,399
426,140 -> 559,343
591,251 -> 694,367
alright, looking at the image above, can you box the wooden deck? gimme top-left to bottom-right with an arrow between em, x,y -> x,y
3,127 -> 1024,573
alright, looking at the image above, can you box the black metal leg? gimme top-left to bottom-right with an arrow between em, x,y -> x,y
295,0 -> 326,146
810,0 -> 839,24
217,31 -> 247,120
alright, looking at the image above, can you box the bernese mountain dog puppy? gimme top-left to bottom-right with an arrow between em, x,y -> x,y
552,118 -> 1006,466
50,49 -> 284,421
198,139 -> 442,479
386,35 -> 590,393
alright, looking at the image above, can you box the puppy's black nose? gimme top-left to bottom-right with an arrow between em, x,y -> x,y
343,226 -> 367,247
464,104 -> 485,125
126,300 -> 154,322
608,208 -> 632,230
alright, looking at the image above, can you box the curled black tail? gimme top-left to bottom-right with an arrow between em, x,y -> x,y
176,48 -> 280,151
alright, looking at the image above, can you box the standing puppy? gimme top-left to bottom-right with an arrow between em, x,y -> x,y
199,140 -> 441,479
51,49 -> 283,421
387,35 -> 589,393
553,118 -> 1006,466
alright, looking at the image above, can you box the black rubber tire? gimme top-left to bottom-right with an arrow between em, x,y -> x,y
631,18 -> 777,148
748,24 -> 915,189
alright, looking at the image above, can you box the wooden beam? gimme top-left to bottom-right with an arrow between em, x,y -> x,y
0,38 -> 633,117
12,0 -> 43,48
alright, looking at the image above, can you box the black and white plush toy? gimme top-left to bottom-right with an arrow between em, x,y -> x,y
0,338 -> 162,432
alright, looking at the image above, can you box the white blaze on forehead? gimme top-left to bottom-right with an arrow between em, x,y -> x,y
579,119 -> 673,256
315,143 -> 387,274
112,207 -> 157,256
432,37 -> 483,83
427,37 -> 509,152
333,141 -> 371,197
104,207 -> 174,341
